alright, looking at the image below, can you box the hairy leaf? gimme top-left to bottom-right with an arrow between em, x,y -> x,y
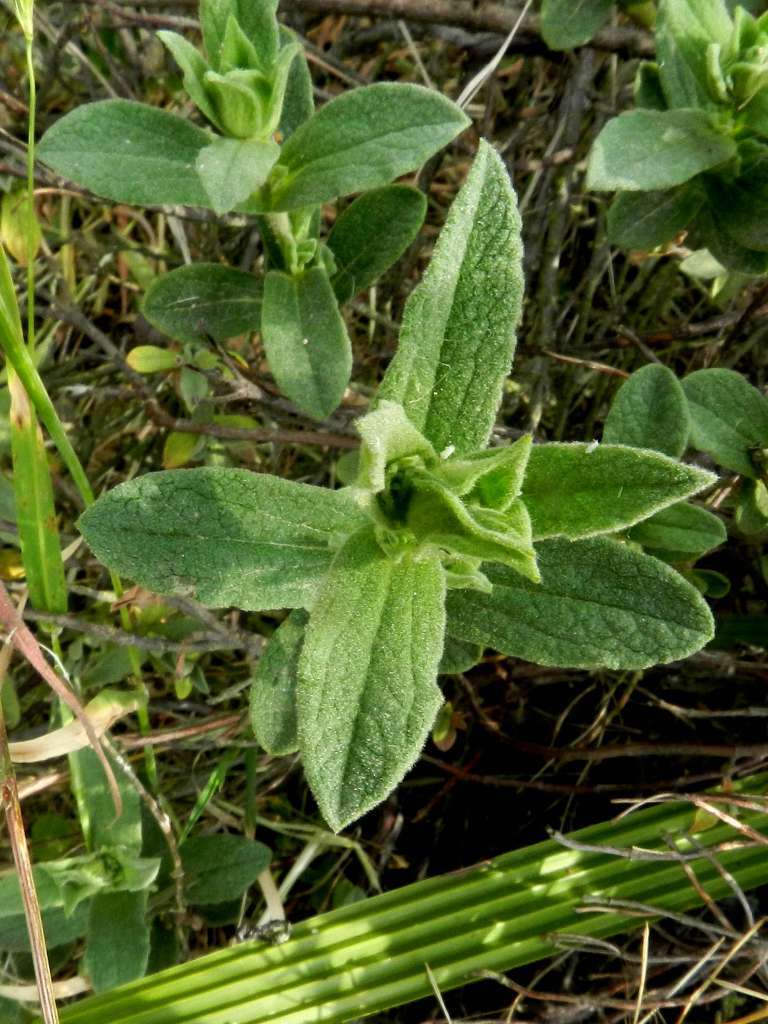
249,609 -> 308,755
83,891 -> 151,993
261,266 -> 352,419
521,443 -> 715,540
435,436 -> 532,510
181,835 -> 271,905
298,527 -> 445,831
603,363 -> 691,458
682,368 -> 768,477
379,141 -> 524,455
328,185 -> 427,303
438,635 -> 483,675
628,501 -> 726,555
606,185 -> 704,250
656,0 -> 733,108
38,100 -> 211,208
196,137 -> 280,215
142,264 -> 262,345
587,109 -> 736,191
270,83 -> 469,210
157,30 -> 222,130
447,536 -> 714,669
540,0 -> 613,49
78,468 -> 367,610
355,400 -> 436,494
279,29 -> 314,138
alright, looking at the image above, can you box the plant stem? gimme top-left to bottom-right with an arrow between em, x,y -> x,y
24,34 -> 36,352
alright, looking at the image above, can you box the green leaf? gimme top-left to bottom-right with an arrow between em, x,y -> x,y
78,468 -> 368,610
297,527 -> 446,831
327,185 -> 427,303
379,140 -> 524,455
438,635 -> 482,675
656,0 -> 733,108
196,136 -> 280,215
72,748 -> 142,853
692,206 -> 768,275
436,436 -> 532,510
234,0 -> 279,66
540,0 -> 613,49
278,30 -> 314,139
261,266 -> 352,419
586,109 -> 736,191
682,368 -> 768,477
181,835 -> 271,904
200,0 -> 229,68
249,609 -> 307,755
142,264 -> 262,345
603,363 -> 691,458
521,443 -> 715,540
703,174 -> 768,253
606,185 -> 704,250
157,30 -> 222,131
447,536 -> 714,669
628,501 -> 726,555
735,478 -> 768,534
83,891 -> 151,993
634,62 -> 667,110
37,100 -> 211,208
355,400 -> 436,494
270,83 -> 470,210
126,345 -> 180,373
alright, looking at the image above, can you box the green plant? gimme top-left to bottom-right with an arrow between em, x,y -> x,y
539,0 -> 655,50
35,0 -> 469,421
587,0 -> 768,273
78,141 -> 716,832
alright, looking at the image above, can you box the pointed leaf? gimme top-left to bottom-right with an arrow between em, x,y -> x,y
521,442 -> 715,540
540,0 -> 613,49
157,30 -> 222,130
249,609 -> 308,755
603,363 -> 691,458
656,0 -> 733,108
379,141 -> 524,455
447,536 -> 714,669
270,83 -> 469,210
682,368 -> 768,477
436,435 -> 532,510
78,468 -> 368,610
180,835 -> 271,905
327,185 -> 427,303
298,527 -> 445,831
355,400 -> 436,494
278,30 -> 314,139
586,109 -> 736,191
142,264 -> 262,345
261,266 -> 351,419
628,501 -> 726,555
37,100 -> 211,208
606,185 -> 704,250
196,137 -> 280,215
438,635 -> 482,675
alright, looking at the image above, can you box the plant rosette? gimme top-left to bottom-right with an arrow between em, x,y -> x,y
78,142 -> 716,832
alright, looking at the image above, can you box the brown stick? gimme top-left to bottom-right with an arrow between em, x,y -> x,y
281,0 -> 655,57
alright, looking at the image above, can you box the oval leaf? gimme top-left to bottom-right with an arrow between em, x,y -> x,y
379,140 -> 524,455
586,109 -> 736,192
446,536 -> 714,669
270,83 -> 470,210
142,264 -> 263,345
180,835 -> 271,905
628,501 -> 726,555
297,527 -> 446,831
682,368 -> 768,477
521,442 -> 715,540
327,185 -> 427,303
606,185 -> 704,251
78,468 -> 368,611
261,266 -> 351,420
540,0 -> 613,49
38,100 -> 211,208
603,363 -> 691,458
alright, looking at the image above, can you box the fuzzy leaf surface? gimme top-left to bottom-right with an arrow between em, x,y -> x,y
606,185 -> 704,250
656,0 -> 733,108
83,891 -> 150,993
379,141 -> 524,455
270,83 -> 469,210
586,109 -> 736,191
327,185 -> 427,303
355,400 -> 436,494
249,609 -> 308,755
142,264 -> 262,345
603,363 -> 691,457
196,137 -> 280,214
540,0 -> 613,49
447,536 -> 714,669
521,443 -> 715,540
78,468 -> 367,610
682,368 -> 768,477
37,100 -> 211,208
298,527 -> 445,831
180,835 -> 271,905
628,501 -> 726,555
261,266 -> 351,419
